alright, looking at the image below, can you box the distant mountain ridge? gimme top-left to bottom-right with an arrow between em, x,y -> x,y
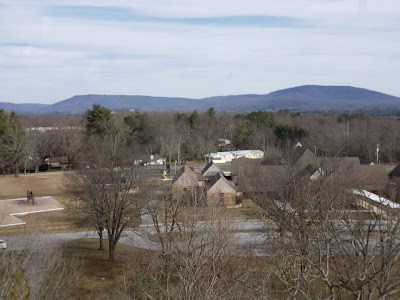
1,85 -> 399,115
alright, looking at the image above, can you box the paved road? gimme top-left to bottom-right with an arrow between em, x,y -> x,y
4,214 -> 270,256
4,215 -> 389,258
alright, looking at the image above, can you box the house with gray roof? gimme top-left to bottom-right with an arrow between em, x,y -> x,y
172,165 -> 200,190
233,143 -> 389,196
202,161 -> 223,177
172,165 -> 238,206
206,172 -> 237,206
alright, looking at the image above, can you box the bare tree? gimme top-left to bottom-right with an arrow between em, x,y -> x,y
58,127 -> 83,170
64,124 -> 145,261
131,185 -> 257,299
247,152 -> 400,299
0,231 -> 81,300
64,166 -> 144,261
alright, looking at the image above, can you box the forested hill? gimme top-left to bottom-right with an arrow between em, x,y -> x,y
1,85 -> 399,114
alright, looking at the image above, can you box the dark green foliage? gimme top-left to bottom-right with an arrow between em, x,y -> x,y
84,104 -> 114,136
206,107 -> 216,118
337,113 -> 352,123
188,110 -> 200,128
232,111 -> 276,149
124,113 -> 154,146
175,113 -> 187,122
276,109 -> 300,118
234,114 -> 245,119
337,112 -> 367,123
233,120 -> 251,149
247,111 -> 276,128
0,110 -> 25,175
0,109 -> 8,136
273,124 -> 308,143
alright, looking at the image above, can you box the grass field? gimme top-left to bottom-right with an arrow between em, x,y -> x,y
64,239 -> 153,299
228,198 -> 265,220
0,171 -> 66,199
0,171 -> 264,236
0,171 -> 88,234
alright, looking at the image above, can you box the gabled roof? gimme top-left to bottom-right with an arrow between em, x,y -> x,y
389,163 -> 400,177
172,165 -> 198,186
317,157 -> 360,176
202,162 -> 222,177
231,157 -> 262,176
292,146 -> 309,164
348,164 -> 388,191
207,172 -> 236,193
259,146 -> 315,167
260,156 -> 283,166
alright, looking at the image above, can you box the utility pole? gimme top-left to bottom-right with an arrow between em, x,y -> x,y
376,144 -> 380,165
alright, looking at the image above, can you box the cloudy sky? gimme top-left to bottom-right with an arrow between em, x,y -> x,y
0,0 -> 399,103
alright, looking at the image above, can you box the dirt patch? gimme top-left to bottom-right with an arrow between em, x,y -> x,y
0,172 -> 66,200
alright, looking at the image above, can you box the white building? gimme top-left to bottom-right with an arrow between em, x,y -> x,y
205,150 -> 264,164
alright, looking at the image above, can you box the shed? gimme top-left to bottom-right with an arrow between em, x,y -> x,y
202,162 -> 222,177
206,172 -> 237,206
45,157 -> 69,169
172,165 -> 200,190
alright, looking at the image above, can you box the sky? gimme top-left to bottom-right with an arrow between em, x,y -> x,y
0,0 -> 399,104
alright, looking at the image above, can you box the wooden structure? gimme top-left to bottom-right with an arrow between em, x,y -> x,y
27,190 -> 36,205
206,172 -> 237,206
172,165 -> 239,207
201,161 -> 222,177
171,165 -> 200,191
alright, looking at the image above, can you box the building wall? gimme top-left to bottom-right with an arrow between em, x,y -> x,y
207,192 -> 237,206
211,156 -> 227,164
208,179 -> 236,194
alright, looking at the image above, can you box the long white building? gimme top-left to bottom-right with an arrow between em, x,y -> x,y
205,150 -> 264,164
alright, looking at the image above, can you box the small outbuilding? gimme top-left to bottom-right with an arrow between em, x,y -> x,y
171,165 -> 200,191
202,162 -> 222,177
206,172 -> 237,206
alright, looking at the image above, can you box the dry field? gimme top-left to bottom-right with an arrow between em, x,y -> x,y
0,171 -> 66,200
0,171 -> 264,235
0,171 -> 89,234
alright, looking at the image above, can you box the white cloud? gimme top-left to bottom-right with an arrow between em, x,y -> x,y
0,1 -> 399,103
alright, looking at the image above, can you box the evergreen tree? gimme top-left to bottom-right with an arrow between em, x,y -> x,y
84,104 -> 114,136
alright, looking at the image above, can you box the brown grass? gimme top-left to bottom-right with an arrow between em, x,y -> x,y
175,199 -> 265,222
226,198 -> 266,220
63,239 -> 153,299
0,171 -> 90,234
0,210 -> 90,235
0,171 -> 66,199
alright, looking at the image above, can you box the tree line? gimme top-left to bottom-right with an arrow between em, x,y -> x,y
2,104 -> 400,298
0,106 -> 398,175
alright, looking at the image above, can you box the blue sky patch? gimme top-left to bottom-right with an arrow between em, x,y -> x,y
43,5 -> 307,28
0,42 -> 36,48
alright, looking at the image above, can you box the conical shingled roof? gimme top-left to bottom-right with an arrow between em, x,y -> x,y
172,165 -> 198,185
207,172 -> 236,193
202,161 -> 222,177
